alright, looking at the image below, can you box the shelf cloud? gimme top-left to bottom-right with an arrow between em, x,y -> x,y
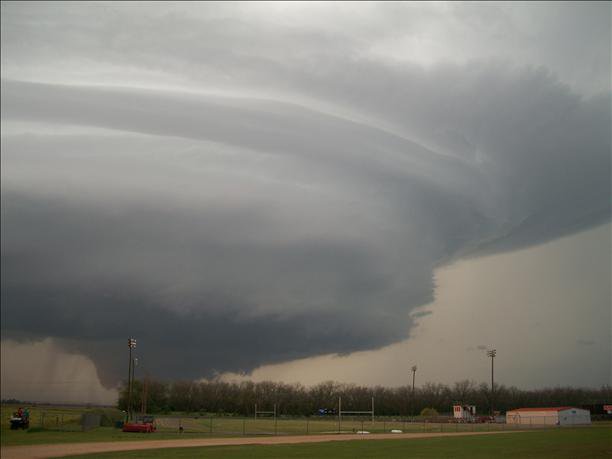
1,2 -> 610,387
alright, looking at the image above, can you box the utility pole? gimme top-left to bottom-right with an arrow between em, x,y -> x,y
487,349 -> 496,416
411,365 -> 417,416
338,396 -> 341,433
371,396 -> 374,423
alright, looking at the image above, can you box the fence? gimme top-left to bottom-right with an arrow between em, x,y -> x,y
81,413 -> 102,431
152,415 -> 566,436
3,408 -> 117,432
6,407 -> 593,435
34,411 -> 84,431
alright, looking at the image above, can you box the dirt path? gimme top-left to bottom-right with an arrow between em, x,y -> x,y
1,431 -> 522,459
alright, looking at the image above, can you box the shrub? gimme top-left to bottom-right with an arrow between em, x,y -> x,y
420,407 -> 439,417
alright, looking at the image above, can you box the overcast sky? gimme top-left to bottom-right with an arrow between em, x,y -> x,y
1,2 -> 610,403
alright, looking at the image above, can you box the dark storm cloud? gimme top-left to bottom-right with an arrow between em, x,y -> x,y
1,3 -> 610,385
1,188 -> 420,384
2,258 -> 408,387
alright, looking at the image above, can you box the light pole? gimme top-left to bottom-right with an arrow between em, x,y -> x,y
132,357 -> 138,415
127,338 -> 136,421
486,349 -> 496,416
411,365 -> 417,417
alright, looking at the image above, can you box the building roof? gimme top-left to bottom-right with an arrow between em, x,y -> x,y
507,407 -> 576,413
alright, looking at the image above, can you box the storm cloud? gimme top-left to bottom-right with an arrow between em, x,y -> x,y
1,2 -> 610,387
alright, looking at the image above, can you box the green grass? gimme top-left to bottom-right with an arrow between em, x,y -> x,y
151,415 -> 524,436
1,404 -> 126,446
1,401 -> 528,447
60,426 -> 612,459
1,403 -> 123,428
3,403 -> 610,456
1,426 -> 235,447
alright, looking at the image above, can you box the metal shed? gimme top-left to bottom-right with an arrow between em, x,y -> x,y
506,407 -> 591,426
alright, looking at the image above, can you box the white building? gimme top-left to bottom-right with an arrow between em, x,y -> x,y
506,407 -> 591,426
453,404 -> 476,421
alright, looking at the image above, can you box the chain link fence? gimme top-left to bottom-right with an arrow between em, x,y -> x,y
6,405 -> 592,436
152,414 -> 567,436
17,408 -> 121,432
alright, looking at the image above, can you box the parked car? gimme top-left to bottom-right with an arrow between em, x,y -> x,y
122,415 -> 156,433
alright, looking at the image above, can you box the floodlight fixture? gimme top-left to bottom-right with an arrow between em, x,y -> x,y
486,348 -> 497,415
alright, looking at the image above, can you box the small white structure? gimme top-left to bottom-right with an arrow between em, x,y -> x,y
506,407 -> 591,426
453,404 -> 476,421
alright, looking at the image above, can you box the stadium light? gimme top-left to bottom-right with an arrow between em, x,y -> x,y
486,349 -> 496,416
127,338 -> 137,421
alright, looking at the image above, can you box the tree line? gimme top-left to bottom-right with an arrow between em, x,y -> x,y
118,378 -> 611,416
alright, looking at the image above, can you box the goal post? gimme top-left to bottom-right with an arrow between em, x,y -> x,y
254,403 -> 276,420
338,396 -> 375,430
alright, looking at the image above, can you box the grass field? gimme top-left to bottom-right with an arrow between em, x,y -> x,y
1,404 -> 148,446
0,419 -> 525,447
4,403 -> 609,458
59,426 -> 612,459
2,404 -> 91,429
1,403 -> 535,447
154,414 -> 524,435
